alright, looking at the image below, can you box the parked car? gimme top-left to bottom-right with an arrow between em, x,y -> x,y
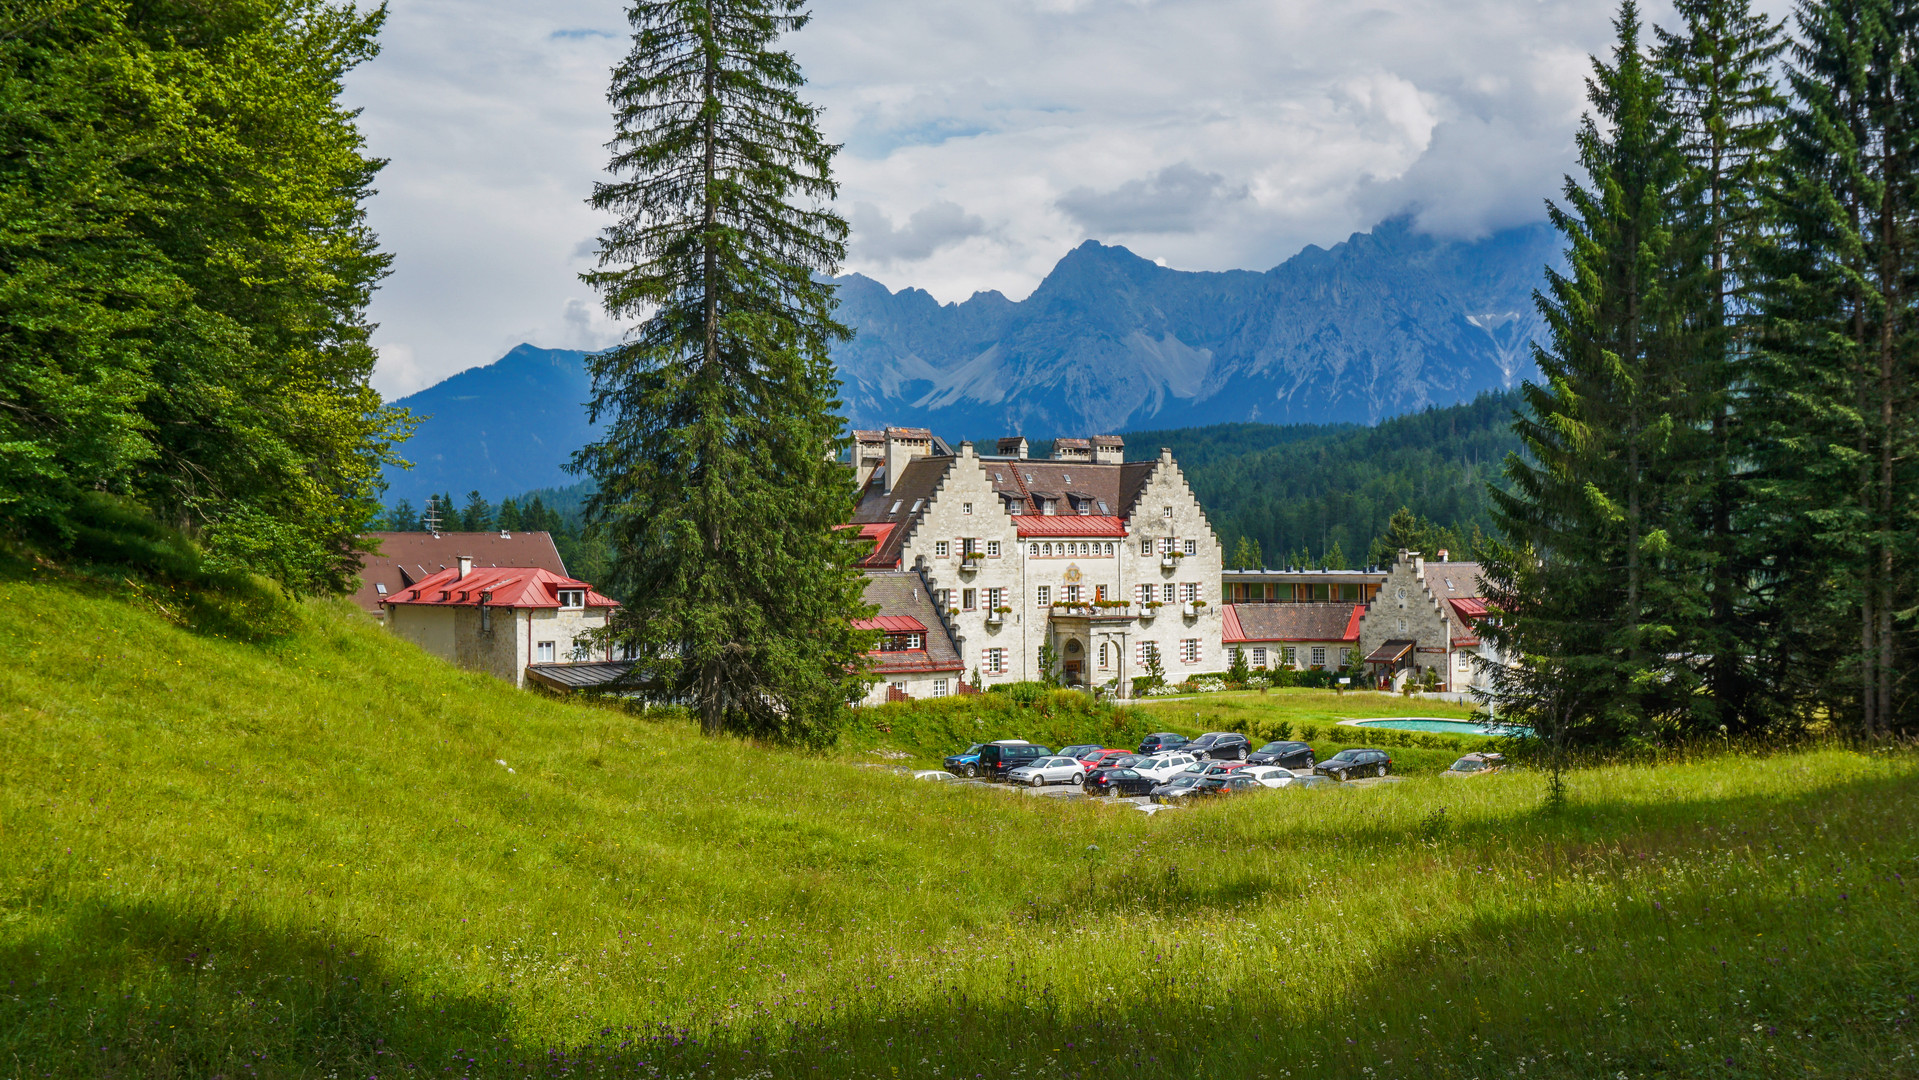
1006,756 -> 1089,787
943,743 -> 986,778
1058,744 -> 1104,763
1190,774 -> 1262,798
1240,766 -> 1298,788
978,741 -> 1053,781
1200,760 -> 1251,778
1136,732 -> 1190,755
1083,767 -> 1156,797
1149,773 -> 1207,803
1081,749 -> 1135,772
1246,740 -> 1316,769
1314,748 -> 1393,781
1442,752 -> 1505,777
1133,753 -> 1198,783
1182,732 -> 1252,761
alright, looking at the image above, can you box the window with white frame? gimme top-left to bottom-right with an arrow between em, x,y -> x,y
1136,583 -> 1153,605
1312,646 -> 1327,667
1137,640 -> 1159,665
1160,537 -> 1176,553
1163,506 -> 1174,518
1181,582 -> 1199,602
1181,639 -> 1200,664
1104,542 -> 1115,556
1064,584 -> 1081,604
932,678 -> 949,697
1183,539 -> 1196,556
962,588 -> 977,610
1457,652 -> 1473,670
937,588 -> 952,610
986,587 -> 1005,610
1140,538 -> 1153,555
1162,583 -> 1177,603
963,537 -> 978,556
889,680 -> 906,696
1036,585 -> 1051,606
987,540 -> 1000,557
962,502 -> 973,515
1029,543 -> 1039,556
935,540 -> 949,558
1098,642 -> 1110,667
1282,645 -> 1297,667
536,641 -> 556,663
559,589 -> 585,608
1252,647 -> 1267,667
985,648 -> 1006,675
1042,542 -> 1053,556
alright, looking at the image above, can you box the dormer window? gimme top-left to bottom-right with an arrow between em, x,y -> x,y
559,589 -> 585,608
878,632 -> 924,652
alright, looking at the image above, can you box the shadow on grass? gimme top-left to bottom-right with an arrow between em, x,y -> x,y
6,767 -> 1915,1079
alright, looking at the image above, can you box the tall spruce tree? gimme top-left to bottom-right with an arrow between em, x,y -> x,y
577,0 -> 873,743
1653,0 -> 1786,729
1748,0 -> 1919,734
1481,2 -> 1714,743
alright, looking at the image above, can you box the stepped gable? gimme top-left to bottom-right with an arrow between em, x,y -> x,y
858,570 -> 964,675
1224,603 -> 1365,643
353,531 -> 567,615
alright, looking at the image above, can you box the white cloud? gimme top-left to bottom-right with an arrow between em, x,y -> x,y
352,0 -> 1775,396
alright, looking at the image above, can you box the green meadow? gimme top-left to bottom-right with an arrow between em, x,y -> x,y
3,564 -> 1915,1079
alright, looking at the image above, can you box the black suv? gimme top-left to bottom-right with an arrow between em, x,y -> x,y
1315,748 -> 1392,781
1247,740 -> 1315,769
977,741 -> 1053,781
1182,732 -> 1252,761
1136,732 -> 1190,755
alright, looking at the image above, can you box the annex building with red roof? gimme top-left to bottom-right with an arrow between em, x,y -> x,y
380,554 -> 621,689
843,427 -> 1223,696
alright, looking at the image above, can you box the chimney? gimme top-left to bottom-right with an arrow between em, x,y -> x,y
1437,548 -> 1450,562
457,555 -> 473,579
882,426 -> 932,495
1090,435 -> 1124,464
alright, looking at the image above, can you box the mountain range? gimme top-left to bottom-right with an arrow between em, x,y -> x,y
832,215 -> 1558,436
380,217 -> 1560,503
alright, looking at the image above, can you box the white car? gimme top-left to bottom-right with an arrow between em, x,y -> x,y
1133,753 -> 1199,783
1241,766 -> 1298,788
1006,756 -> 1089,787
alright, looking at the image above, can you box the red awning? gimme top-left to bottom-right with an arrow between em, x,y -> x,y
852,615 -> 927,633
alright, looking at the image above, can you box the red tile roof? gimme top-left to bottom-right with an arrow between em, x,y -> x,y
1224,603 -> 1364,643
1449,597 -> 1489,621
384,566 -> 617,609
352,531 -> 567,613
1013,515 -> 1128,538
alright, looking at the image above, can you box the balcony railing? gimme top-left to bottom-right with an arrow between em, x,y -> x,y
1047,601 -> 1134,620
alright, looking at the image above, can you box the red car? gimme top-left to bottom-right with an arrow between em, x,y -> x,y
1081,749 -> 1135,771
1201,761 -> 1251,778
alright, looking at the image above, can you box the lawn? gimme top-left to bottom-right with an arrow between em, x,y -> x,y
3,563 -> 1915,1079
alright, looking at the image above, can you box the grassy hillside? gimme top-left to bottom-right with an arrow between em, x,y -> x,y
3,565 -> 1916,1079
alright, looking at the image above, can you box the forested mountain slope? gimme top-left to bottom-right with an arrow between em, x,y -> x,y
1127,391 -> 1524,565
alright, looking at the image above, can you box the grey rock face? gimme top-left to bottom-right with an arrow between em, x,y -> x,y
832,217 -> 1558,436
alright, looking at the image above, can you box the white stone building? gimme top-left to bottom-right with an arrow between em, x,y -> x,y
848,428 -> 1224,696
1355,550 -> 1502,693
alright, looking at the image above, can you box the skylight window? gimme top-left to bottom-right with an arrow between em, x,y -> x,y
910,499 -> 923,513
1062,473 -> 1071,484
1097,500 -> 1109,513
890,501 -> 902,514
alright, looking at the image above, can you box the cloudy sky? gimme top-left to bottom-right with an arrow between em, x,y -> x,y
348,0 -> 1730,398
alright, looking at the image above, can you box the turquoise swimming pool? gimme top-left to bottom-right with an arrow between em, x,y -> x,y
1345,717 -> 1532,737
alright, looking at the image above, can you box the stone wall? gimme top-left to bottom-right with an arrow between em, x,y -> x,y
1356,551 -> 1453,690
